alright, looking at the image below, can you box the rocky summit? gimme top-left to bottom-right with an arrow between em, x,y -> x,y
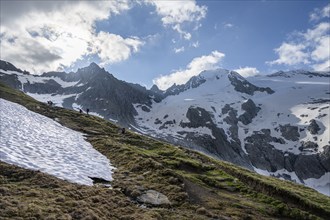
1,60 -> 329,196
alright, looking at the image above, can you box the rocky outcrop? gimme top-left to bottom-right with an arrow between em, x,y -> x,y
180,106 -> 252,169
222,105 -> 240,143
245,129 -> 328,180
238,99 -> 260,125
164,75 -> 206,97
308,119 -> 321,134
245,129 -> 289,172
279,124 -> 300,141
299,141 -> 318,152
228,71 -> 274,95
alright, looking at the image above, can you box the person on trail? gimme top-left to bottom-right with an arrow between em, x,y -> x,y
79,109 -> 82,114
121,128 -> 126,134
86,108 -> 90,115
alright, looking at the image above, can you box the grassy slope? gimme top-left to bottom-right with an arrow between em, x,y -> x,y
0,82 -> 329,220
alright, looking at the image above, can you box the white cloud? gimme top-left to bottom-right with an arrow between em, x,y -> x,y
153,51 -> 225,90
148,0 -> 207,25
92,32 -> 143,65
147,0 -> 207,40
304,22 -> 330,41
0,1 -> 141,74
268,43 -> 309,66
268,4 -> 330,71
174,46 -> 185,53
234,67 -> 259,77
311,36 -> 330,62
313,60 -> 330,71
309,3 -> 330,21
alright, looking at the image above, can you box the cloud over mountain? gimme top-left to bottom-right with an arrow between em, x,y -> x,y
153,50 -> 225,90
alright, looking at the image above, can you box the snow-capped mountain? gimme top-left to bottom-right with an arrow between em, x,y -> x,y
1,60 -> 329,195
0,60 -> 160,125
133,68 -> 330,195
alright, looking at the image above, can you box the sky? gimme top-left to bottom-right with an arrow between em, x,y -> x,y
0,0 -> 329,90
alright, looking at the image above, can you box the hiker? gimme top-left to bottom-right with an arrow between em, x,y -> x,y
121,128 -> 126,134
86,108 -> 90,115
47,101 -> 53,106
79,109 -> 83,114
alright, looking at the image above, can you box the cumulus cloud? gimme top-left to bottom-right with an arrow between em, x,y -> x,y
267,43 -> 309,66
92,32 -> 143,65
268,4 -> 330,71
234,67 -> 259,77
153,51 -> 225,90
147,0 -> 207,40
0,1 -> 144,73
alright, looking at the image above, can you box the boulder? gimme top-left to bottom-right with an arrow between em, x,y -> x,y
137,190 -> 171,206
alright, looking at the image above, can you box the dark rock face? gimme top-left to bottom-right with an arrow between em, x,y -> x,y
245,129 -> 328,180
0,60 -> 29,74
159,120 -> 175,130
228,71 -> 274,95
299,141 -> 318,152
308,119 -> 321,134
245,129 -> 288,172
0,74 -> 22,90
164,75 -> 206,97
238,99 -> 260,125
23,80 -> 62,94
294,155 -> 327,180
279,124 -> 300,141
180,107 -> 252,169
319,145 -> 330,171
222,105 -> 240,143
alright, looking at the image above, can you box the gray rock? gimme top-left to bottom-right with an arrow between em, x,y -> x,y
294,155 -> 327,180
319,145 -> 330,171
299,141 -> 318,152
180,106 -> 252,169
238,99 -> 260,125
228,71 -> 274,95
245,129 -> 328,180
279,124 -> 300,141
308,119 -> 320,135
137,190 -> 170,206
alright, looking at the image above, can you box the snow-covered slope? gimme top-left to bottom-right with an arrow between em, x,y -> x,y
133,69 -> 330,196
0,98 -> 115,186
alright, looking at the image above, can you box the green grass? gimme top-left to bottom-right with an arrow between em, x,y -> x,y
0,82 -> 329,220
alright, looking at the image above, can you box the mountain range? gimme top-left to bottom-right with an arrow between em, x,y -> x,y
0,60 -> 329,195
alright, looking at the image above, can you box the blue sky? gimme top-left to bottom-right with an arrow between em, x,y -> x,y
1,1 -> 329,89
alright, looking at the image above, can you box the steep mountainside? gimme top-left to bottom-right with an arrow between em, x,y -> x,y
0,60 -> 160,125
1,82 -> 330,219
134,69 -> 330,196
0,60 -> 329,196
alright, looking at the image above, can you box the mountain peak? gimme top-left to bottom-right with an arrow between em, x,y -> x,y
89,62 -> 100,68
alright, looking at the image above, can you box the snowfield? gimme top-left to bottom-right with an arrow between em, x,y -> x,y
0,98 -> 115,186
